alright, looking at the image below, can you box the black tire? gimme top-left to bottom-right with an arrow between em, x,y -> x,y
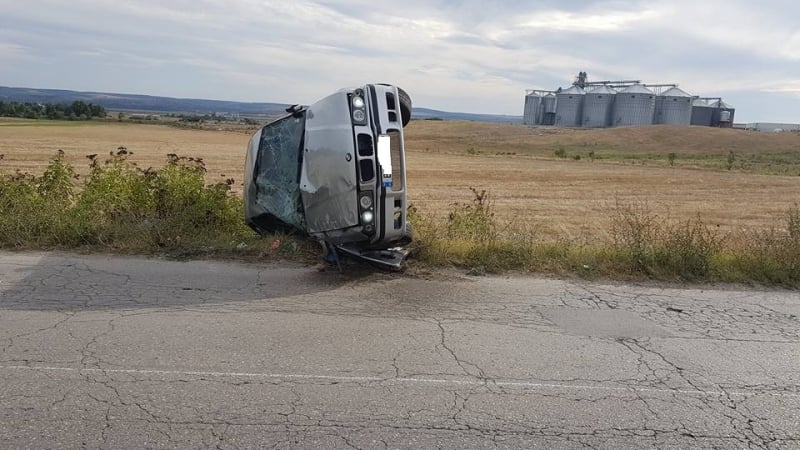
396,87 -> 412,128
378,84 -> 412,127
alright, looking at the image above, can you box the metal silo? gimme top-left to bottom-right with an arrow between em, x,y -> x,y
654,95 -> 665,124
523,91 -> 543,125
582,85 -> 616,128
612,84 -> 655,126
541,93 -> 557,126
654,87 -> 693,125
690,99 -> 713,126
555,85 -> 585,127
709,100 -> 735,128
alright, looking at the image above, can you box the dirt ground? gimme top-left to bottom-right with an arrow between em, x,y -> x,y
2,119 -> 798,239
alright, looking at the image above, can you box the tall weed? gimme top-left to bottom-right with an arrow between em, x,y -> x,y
446,187 -> 497,242
610,199 -> 722,279
0,149 -> 256,253
0,151 -> 78,246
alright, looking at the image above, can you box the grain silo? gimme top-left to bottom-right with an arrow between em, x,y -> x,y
582,85 -> 616,128
523,91 -> 548,125
541,93 -> 557,125
525,71 -> 743,129
690,99 -> 714,126
612,84 -> 655,126
708,100 -> 735,128
554,85 -> 585,127
654,87 -> 693,125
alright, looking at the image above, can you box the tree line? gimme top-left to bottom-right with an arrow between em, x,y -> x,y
0,100 -> 107,120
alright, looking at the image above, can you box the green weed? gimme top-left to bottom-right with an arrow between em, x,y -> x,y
726,151 -> 736,170
0,150 -> 311,259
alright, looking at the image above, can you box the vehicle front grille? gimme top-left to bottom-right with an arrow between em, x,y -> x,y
357,134 -> 373,157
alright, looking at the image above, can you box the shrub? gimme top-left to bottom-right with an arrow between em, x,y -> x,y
609,199 -> 721,278
0,149 -> 255,253
725,206 -> 800,285
656,217 -> 723,279
610,199 -> 661,273
0,151 -> 78,247
726,151 -> 736,171
446,187 -> 496,242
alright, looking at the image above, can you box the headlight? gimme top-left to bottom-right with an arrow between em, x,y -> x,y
352,96 -> 365,109
360,195 -> 373,209
362,211 -> 374,223
352,110 -> 366,122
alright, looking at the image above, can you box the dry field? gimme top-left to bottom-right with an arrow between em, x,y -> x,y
0,120 -> 251,186
2,119 -> 799,240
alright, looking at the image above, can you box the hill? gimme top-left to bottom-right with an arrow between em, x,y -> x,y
0,86 -> 522,122
412,107 -> 522,123
0,86 -> 289,115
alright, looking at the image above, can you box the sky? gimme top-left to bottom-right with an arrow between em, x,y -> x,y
1,0 -> 799,122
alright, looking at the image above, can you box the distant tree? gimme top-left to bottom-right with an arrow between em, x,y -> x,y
0,100 -> 106,120
69,100 -> 88,117
89,103 -> 106,118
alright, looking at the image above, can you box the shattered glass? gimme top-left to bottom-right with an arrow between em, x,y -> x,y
253,114 -> 305,230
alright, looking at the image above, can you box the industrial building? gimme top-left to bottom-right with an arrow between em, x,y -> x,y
734,122 -> 800,132
524,72 -> 735,128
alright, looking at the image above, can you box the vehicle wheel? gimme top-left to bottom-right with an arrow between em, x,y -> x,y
378,84 -> 412,127
396,87 -> 412,128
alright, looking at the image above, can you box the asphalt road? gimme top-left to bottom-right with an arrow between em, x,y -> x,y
0,252 -> 798,449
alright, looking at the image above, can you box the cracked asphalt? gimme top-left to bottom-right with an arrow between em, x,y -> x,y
1,252 -> 799,449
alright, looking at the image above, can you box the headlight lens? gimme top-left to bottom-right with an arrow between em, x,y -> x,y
360,195 -> 373,209
362,211 -> 374,223
352,96 -> 365,109
352,110 -> 366,122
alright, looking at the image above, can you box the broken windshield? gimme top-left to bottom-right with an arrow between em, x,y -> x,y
253,113 -> 306,230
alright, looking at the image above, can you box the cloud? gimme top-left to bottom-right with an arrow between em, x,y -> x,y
515,8 -> 660,33
0,43 -> 29,60
0,0 -> 798,120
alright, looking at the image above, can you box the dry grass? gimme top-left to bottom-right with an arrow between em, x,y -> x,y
406,150 -> 800,240
407,120 -> 800,157
0,120 -> 251,189
2,119 -> 799,242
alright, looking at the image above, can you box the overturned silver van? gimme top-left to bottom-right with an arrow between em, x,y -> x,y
244,84 -> 412,269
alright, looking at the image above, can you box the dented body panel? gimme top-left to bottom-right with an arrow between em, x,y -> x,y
301,92 -> 359,234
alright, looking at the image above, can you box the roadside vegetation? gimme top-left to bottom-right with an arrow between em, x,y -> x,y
1,152 -> 798,287
408,187 -> 799,287
0,150 -> 316,261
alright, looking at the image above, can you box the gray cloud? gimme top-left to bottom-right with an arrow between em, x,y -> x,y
0,0 -> 797,121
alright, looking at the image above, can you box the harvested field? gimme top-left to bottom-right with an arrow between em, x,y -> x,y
0,120 -> 250,187
1,119 -> 798,240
